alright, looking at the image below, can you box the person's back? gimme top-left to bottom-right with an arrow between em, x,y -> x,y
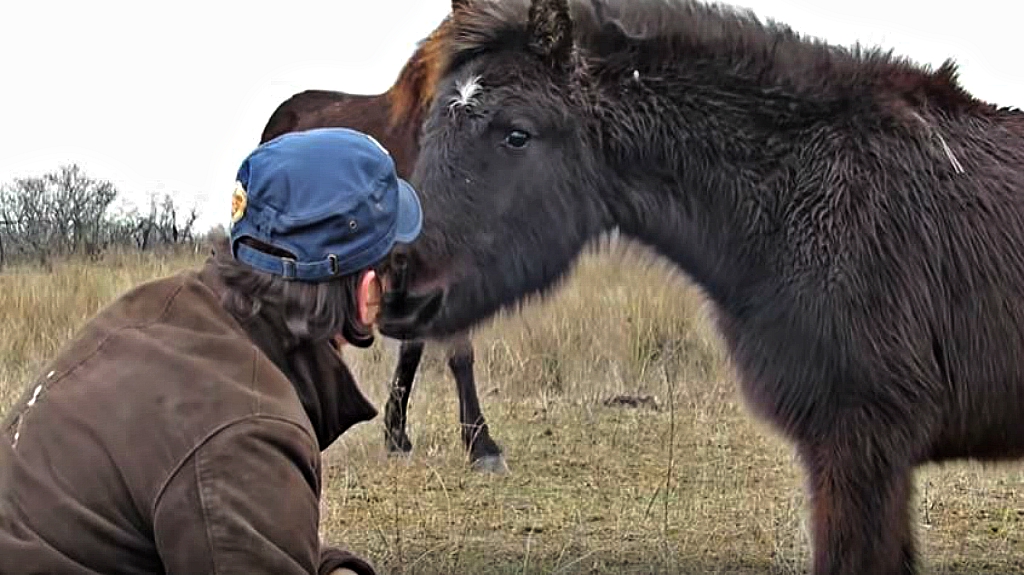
0,127 -> 423,574
0,264 -> 340,573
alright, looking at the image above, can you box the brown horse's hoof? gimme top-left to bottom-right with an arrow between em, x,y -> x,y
384,429 -> 413,455
471,454 -> 510,475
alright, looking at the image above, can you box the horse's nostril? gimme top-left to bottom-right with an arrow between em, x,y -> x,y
383,254 -> 411,312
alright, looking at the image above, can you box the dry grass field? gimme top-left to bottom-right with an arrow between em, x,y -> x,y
2,245 -> 1023,574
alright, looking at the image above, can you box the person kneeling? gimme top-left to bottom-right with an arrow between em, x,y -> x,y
0,127 -> 423,574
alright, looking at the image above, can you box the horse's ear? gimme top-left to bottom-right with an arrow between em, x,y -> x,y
527,0 -> 574,67
589,0 -> 634,52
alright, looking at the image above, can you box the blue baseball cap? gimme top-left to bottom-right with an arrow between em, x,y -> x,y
228,127 -> 423,281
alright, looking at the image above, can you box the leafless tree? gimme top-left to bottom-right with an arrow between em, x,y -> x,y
0,164 -> 200,268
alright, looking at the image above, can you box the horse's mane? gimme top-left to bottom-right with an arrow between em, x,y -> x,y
443,0 -> 997,116
386,15 -> 458,128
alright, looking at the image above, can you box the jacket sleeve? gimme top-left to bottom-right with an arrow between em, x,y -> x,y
151,416 -> 376,575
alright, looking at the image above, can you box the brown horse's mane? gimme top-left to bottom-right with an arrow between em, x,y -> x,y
386,15 -> 458,128
442,0 -> 1011,118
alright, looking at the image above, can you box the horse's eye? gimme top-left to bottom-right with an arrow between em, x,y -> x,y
504,129 -> 531,148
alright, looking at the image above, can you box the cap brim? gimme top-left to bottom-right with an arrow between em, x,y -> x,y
394,178 -> 423,244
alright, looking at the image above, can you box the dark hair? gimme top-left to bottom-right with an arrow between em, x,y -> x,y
210,235 -> 379,349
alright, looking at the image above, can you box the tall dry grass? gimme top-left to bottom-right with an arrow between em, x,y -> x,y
0,248 -> 205,411
2,244 -> 1022,574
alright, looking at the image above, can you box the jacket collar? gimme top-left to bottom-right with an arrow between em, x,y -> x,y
197,258 -> 378,450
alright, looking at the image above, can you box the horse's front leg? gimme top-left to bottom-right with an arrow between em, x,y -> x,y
446,335 -> 508,474
800,433 -> 917,575
383,339 -> 425,455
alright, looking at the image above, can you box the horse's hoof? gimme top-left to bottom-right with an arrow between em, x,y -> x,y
387,449 -> 413,459
384,432 -> 413,455
385,446 -> 413,458
471,454 -> 510,475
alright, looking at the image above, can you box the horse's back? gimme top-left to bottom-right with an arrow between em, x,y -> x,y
260,90 -> 385,144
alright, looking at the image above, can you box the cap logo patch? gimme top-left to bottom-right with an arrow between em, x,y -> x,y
231,181 -> 247,224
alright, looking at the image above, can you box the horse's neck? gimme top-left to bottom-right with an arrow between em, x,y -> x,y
613,177 -> 750,304
599,86 -> 788,302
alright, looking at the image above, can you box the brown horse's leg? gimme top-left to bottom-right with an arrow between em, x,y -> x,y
800,437 -> 917,575
383,339 -> 424,454
447,336 -> 508,474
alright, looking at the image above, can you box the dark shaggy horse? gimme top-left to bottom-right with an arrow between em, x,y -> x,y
379,0 -> 1024,573
260,13 -> 508,474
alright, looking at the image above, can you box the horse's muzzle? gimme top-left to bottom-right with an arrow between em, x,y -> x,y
378,251 -> 444,340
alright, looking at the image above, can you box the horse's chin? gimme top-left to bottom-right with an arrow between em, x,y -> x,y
378,246 -> 472,340
377,286 -> 445,341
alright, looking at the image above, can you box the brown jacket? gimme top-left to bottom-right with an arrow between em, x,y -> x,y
0,258 -> 379,574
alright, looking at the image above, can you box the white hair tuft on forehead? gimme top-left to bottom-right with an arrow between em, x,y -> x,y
448,75 -> 483,112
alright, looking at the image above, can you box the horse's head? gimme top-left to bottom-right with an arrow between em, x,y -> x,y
378,0 -> 617,341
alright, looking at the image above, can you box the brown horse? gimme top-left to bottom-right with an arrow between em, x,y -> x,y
259,14 -> 507,474
379,0 -> 1024,573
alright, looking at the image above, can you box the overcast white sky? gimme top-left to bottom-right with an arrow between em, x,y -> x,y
2,1 -> 1021,231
